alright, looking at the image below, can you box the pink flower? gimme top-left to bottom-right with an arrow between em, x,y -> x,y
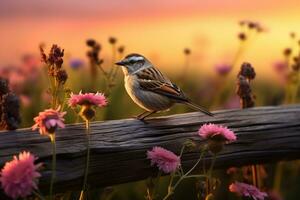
68,92 -> 107,107
198,123 -> 237,142
32,107 -> 66,135
215,64 -> 232,76
229,182 -> 268,200
0,151 -> 42,199
273,61 -> 288,74
147,146 -> 180,174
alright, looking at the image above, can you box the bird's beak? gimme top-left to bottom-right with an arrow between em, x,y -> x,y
115,60 -> 126,66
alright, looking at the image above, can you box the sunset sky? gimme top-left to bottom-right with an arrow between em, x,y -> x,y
1,0 -> 300,77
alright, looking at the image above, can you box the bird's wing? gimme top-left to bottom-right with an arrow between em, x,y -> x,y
136,67 -> 189,102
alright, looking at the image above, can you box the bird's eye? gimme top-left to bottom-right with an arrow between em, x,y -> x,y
129,60 -> 135,64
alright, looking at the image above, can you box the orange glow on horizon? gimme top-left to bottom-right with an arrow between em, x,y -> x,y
1,0 -> 300,80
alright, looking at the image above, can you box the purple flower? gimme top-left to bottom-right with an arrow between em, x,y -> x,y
69,58 -> 84,70
273,61 -> 288,74
229,182 -> 267,200
215,64 -> 232,76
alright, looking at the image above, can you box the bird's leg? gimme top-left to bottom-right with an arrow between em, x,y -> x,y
136,111 -> 149,119
138,111 -> 156,120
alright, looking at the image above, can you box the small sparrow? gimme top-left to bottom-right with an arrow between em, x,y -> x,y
115,53 -> 213,120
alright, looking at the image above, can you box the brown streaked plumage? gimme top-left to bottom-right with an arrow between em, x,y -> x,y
115,53 -> 213,120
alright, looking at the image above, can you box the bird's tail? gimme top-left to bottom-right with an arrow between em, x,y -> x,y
185,101 -> 214,116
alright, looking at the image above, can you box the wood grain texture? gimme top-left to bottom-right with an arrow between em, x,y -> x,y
0,105 -> 300,195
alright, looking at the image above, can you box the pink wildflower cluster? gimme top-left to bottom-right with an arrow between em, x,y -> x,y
0,55 -> 41,95
0,152 -> 42,199
68,92 -> 107,107
229,181 -> 268,200
32,107 -> 66,135
147,146 -> 180,174
199,123 -> 237,142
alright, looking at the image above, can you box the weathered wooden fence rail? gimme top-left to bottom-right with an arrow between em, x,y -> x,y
1,105 -> 300,194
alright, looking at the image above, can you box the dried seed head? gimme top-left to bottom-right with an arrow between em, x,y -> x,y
248,22 -> 257,29
283,48 -> 292,57
0,93 -> 21,130
108,37 -> 117,45
292,59 -> 300,71
117,46 -> 125,54
42,44 -> 64,69
49,45 -> 64,67
86,39 -> 104,66
290,32 -> 296,39
56,69 -> 68,84
238,32 -> 247,41
291,51 -> 300,72
239,62 -> 256,80
94,44 -> 101,52
86,39 -> 96,47
39,44 -> 47,64
236,75 -> 255,108
184,48 -> 191,55
0,78 -> 9,96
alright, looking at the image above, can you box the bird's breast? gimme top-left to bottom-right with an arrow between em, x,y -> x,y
124,75 -> 173,111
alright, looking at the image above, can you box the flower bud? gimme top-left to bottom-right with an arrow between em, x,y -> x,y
108,37 -> 117,45
207,140 -> 224,154
86,39 -> 96,47
0,78 -> 9,96
183,139 -> 197,152
46,125 -> 57,134
80,105 -> 95,121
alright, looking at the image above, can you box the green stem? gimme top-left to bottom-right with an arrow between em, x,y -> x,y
79,120 -> 91,200
49,134 -> 56,200
150,171 -> 162,200
52,79 -> 58,108
108,44 -> 116,80
164,172 -> 175,199
32,190 -> 46,200
179,145 -> 186,175
207,154 -> 217,193
96,63 -> 111,96
185,148 -> 206,177
163,148 -> 207,200
185,175 -> 208,179
162,192 -> 173,200
274,162 -> 283,191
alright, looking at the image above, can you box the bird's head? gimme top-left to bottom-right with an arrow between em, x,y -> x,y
115,53 -> 152,74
